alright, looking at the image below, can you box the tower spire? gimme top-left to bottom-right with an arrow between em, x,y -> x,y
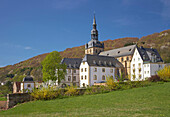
93,13 -> 96,25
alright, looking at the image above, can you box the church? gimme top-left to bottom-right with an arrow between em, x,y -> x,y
59,15 -> 165,87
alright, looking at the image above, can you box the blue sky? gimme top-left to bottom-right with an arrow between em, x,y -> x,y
0,0 -> 170,67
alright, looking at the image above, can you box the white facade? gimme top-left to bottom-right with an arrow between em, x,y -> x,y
80,62 -> 115,87
60,69 -> 80,87
131,48 -> 165,81
20,82 -> 35,93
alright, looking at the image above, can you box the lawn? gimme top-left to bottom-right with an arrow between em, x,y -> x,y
0,82 -> 170,117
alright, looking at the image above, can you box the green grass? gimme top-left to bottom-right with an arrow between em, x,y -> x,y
0,97 -> 6,101
0,82 -> 170,117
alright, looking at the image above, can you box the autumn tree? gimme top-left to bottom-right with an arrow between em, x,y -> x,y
41,51 -> 66,84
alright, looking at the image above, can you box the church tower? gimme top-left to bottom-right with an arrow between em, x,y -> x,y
85,15 -> 104,55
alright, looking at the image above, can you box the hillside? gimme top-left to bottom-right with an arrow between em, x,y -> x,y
138,29 -> 170,63
0,29 -> 170,82
0,37 -> 138,82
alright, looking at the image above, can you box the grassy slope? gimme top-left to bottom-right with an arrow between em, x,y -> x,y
0,82 -> 170,117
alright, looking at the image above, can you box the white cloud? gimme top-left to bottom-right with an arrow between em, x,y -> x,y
0,43 -> 35,50
24,46 -> 32,50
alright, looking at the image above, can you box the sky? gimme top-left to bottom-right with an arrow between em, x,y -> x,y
0,0 -> 170,67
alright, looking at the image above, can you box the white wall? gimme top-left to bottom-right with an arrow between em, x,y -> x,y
79,62 -> 89,87
89,66 -> 115,86
143,63 -> 166,79
56,69 -> 80,87
131,48 -> 144,81
20,82 -> 34,93
80,61 -> 116,87
131,48 -> 166,81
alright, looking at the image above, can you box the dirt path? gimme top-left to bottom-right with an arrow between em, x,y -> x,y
0,101 -> 7,110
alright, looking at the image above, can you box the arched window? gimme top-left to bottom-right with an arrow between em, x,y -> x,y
94,75 -> 97,80
85,75 -> 87,80
68,76 -> 71,81
102,75 -> 105,80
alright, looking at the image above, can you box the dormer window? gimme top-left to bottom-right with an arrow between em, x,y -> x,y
129,49 -> 131,51
104,61 -> 107,65
118,51 -> 120,54
93,60 -> 96,64
99,60 -> 101,64
109,62 -> 112,65
107,53 -> 109,56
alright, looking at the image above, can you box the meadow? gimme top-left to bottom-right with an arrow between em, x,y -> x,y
0,82 -> 170,117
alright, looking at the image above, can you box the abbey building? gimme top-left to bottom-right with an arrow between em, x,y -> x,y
59,15 -> 165,87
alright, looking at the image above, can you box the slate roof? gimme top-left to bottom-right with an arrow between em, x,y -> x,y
23,76 -> 34,82
82,54 -> 123,68
137,46 -> 163,62
85,39 -> 104,49
99,45 -> 136,57
61,58 -> 82,69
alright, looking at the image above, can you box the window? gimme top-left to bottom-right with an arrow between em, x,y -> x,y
110,75 -> 113,79
102,68 -> 105,72
138,63 -> 141,67
129,49 -> 131,51
93,60 -> 96,64
147,71 -> 149,74
102,75 -> 105,80
74,70 -> 76,73
121,57 -> 124,62
85,75 -> 87,80
94,75 -> 97,80
145,71 -> 146,74
99,61 -> 101,64
138,58 -> 140,61
96,49 -> 98,53
144,64 -> 146,67
27,84 -> 31,88
147,64 -> 149,67
127,57 -> 129,61
68,76 -> 71,81
68,69 -> 71,73
118,51 -> 120,54
81,68 -> 83,72
73,76 -> 76,81
104,61 -> 107,65
133,64 -> 135,67
139,74 -> 141,79
85,68 -> 87,72
83,62 -> 85,65
110,69 -> 113,73
134,58 -> 135,61
94,68 -> 97,72
81,76 -> 83,80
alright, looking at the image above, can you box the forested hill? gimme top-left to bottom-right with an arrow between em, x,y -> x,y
0,29 -> 170,82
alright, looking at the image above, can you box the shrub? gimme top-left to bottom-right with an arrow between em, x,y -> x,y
106,76 -> 119,90
31,87 -> 61,100
157,66 -> 170,81
65,85 -> 79,96
147,75 -> 162,82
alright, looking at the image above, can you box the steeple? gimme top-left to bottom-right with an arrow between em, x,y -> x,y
93,14 -> 96,29
91,14 -> 98,40
85,14 -> 104,55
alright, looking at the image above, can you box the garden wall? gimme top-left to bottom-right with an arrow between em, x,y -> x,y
6,88 -> 86,109
6,93 -> 33,109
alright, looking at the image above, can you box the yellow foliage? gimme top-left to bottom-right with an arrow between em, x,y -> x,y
106,76 -> 119,90
65,85 -> 79,96
157,66 -> 170,81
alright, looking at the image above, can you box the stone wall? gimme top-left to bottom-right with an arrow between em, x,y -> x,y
6,93 -> 32,109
